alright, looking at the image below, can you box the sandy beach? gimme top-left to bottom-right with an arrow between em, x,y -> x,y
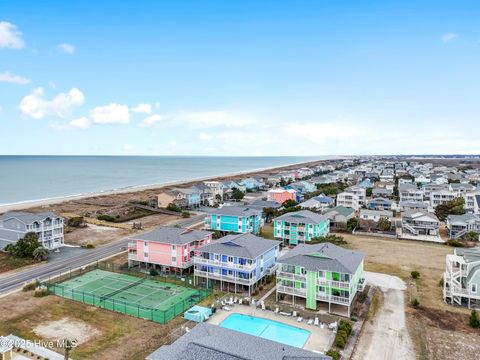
0,158 -> 337,215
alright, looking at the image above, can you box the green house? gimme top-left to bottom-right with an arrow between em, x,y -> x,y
276,242 -> 365,317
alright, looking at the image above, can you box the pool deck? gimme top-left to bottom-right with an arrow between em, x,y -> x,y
207,305 -> 335,353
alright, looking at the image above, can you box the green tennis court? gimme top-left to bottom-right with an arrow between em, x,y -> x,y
48,269 -> 210,324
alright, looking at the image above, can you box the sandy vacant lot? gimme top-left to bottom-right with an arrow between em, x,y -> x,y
343,233 -> 479,360
65,224 -> 129,246
34,317 -> 101,345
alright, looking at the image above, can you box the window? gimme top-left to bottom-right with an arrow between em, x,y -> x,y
144,253 -> 148,258
144,242 -> 148,247
318,271 -> 325,278
472,284 -> 477,293
228,256 -> 233,262
172,245 -> 176,250
172,257 -> 176,262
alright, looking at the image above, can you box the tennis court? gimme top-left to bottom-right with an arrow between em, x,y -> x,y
48,269 -> 210,324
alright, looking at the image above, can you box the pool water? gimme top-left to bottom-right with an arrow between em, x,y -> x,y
219,313 -> 311,348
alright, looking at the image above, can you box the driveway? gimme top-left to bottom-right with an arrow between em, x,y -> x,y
352,272 -> 415,360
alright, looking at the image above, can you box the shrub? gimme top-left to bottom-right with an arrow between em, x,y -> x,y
181,211 -> 191,218
411,298 -> 420,308
464,231 -> 479,242
149,269 -> 159,276
81,243 -> 95,249
335,330 -> 348,348
411,271 -> 420,279
326,349 -> 340,360
338,320 -> 352,336
97,214 -> 115,222
446,239 -> 465,247
470,310 -> 480,328
23,280 -> 40,292
67,216 -> 86,227
33,286 -> 49,297
166,203 -> 182,212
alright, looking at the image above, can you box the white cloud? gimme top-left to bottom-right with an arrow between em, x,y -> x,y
19,87 -> 85,119
441,33 -> 458,43
138,114 -> 164,127
69,117 -> 90,130
132,103 -> 152,114
0,71 -> 31,85
90,103 -> 130,124
122,145 -> 134,152
0,21 -> 25,49
57,43 -> 75,54
199,132 -> 214,140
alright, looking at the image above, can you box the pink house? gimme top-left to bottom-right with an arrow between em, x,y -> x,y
127,226 -> 213,275
267,188 -> 297,204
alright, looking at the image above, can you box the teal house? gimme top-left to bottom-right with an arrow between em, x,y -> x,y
273,210 -> 330,246
205,206 -> 262,234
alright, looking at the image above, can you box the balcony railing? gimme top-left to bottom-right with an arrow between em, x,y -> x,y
317,279 -> 351,289
277,285 -> 307,296
128,253 -> 138,260
128,242 -> 136,248
195,270 -> 253,285
194,257 -> 256,271
276,271 -> 306,281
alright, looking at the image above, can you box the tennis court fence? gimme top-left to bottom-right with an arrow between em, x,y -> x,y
44,261 -> 212,324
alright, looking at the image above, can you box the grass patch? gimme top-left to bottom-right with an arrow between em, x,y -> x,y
367,289 -> 384,323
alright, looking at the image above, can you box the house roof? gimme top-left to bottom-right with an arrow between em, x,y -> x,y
323,206 -> 355,218
0,211 -> 60,224
274,210 -> 329,224
447,214 -> 479,226
402,210 -> 439,222
198,233 -> 280,259
146,323 -> 330,360
398,200 -> 428,209
398,184 -> 420,191
360,209 -> 393,217
128,226 -> 213,245
268,188 -> 296,194
210,206 -> 262,217
249,200 -> 281,210
278,242 -> 364,274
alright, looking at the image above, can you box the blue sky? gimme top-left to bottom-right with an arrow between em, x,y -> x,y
1,0 -> 479,156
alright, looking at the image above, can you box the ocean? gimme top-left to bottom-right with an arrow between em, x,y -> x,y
0,155 -> 327,206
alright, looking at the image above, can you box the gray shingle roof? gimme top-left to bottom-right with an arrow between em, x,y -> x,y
447,214 -> 479,226
250,200 -> 281,210
146,323 -> 330,360
278,243 -> 364,274
128,226 -> 213,245
322,206 -> 355,218
274,210 -> 329,225
210,206 -> 262,217
0,211 -> 60,224
198,233 -> 280,259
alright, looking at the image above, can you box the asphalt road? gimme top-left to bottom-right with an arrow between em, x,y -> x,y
0,213 -> 206,296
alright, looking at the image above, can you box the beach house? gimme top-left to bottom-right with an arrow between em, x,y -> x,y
157,188 -> 201,209
127,226 -> 213,274
322,206 -> 356,228
397,210 -> 440,242
367,197 -> 394,211
276,242 -> 365,316
0,211 -> 64,250
444,247 -> 480,309
273,210 -> 330,246
194,233 -> 281,295
299,194 -> 335,210
399,184 -> 423,203
204,206 -> 262,234
446,214 -> 480,240
266,188 -> 297,204
359,209 -> 393,222
336,191 -> 361,211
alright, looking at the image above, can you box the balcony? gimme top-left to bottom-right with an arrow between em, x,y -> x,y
128,253 -> 138,260
277,285 -> 307,297
128,242 -> 137,248
195,270 -> 253,285
276,271 -> 306,281
194,257 -> 255,271
317,279 -> 351,289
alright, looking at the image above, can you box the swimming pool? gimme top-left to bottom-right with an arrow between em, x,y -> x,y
219,313 -> 311,348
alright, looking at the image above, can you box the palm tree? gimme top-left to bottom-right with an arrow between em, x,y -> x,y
64,339 -> 74,360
